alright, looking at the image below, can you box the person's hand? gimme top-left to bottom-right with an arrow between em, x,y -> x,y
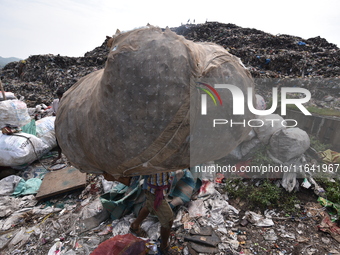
103,172 -> 117,182
103,172 -> 131,186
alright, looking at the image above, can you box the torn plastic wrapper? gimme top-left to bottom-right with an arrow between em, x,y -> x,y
187,199 -> 207,218
141,216 -> 161,241
244,211 -> 274,227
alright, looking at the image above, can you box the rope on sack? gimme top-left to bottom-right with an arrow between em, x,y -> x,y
12,133 -> 50,171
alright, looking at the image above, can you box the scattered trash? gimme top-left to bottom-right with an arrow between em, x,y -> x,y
318,215 -> 340,243
319,149 -> 340,164
301,178 -> 312,189
318,197 -> 340,216
244,211 -> 274,227
0,175 -> 23,196
12,177 -> 42,196
187,199 -> 207,218
263,229 -> 278,241
184,228 -> 221,254
281,172 -> 297,193
197,180 -> 216,198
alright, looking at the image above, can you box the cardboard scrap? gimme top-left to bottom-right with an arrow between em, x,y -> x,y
36,166 -> 86,199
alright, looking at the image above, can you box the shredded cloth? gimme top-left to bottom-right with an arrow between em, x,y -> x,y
147,183 -> 170,211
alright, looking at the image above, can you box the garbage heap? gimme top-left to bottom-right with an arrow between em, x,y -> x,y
1,22 -> 339,108
173,22 -> 340,78
0,38 -> 110,107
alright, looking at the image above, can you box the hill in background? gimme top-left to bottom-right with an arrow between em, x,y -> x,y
0,56 -> 21,69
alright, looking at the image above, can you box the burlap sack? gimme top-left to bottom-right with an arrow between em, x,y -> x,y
55,26 -> 255,176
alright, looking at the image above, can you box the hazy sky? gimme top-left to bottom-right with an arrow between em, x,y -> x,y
1,0 -> 339,59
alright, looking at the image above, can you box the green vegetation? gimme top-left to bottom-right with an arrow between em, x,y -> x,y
309,135 -> 331,152
315,178 -> 340,204
251,144 -> 275,166
225,178 -> 299,213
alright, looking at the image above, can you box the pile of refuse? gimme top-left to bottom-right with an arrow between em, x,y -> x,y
173,22 -> 340,78
1,22 -> 339,108
0,38 -> 110,107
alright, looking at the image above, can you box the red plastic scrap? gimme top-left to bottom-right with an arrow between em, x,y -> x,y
90,233 -> 147,255
215,173 -> 225,183
318,215 -> 340,243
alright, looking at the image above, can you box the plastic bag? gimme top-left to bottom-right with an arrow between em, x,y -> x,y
12,178 -> 42,196
90,234 -> 147,255
197,180 -> 216,198
0,133 -> 50,166
0,175 -> 23,196
187,199 -> 207,217
56,26 -> 255,176
269,128 -> 310,162
244,211 -> 274,227
0,92 -> 17,101
36,116 -> 57,149
253,114 -> 286,144
0,99 -> 31,128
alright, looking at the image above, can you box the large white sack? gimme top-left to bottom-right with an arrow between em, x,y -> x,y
269,128 -> 310,162
0,100 -> 31,128
0,133 -> 50,167
36,116 -> 57,149
0,92 -> 17,101
226,138 -> 262,161
253,114 -> 286,144
55,26 -> 255,176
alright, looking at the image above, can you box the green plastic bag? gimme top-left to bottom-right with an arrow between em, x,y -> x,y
100,179 -> 144,220
21,119 -> 37,136
13,178 -> 42,196
318,197 -> 340,217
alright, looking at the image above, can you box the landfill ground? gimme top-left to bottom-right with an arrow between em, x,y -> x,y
1,154 -> 340,255
1,22 -> 340,254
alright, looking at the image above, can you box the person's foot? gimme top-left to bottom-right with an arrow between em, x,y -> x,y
158,245 -> 176,255
51,157 -> 61,165
129,223 -> 147,238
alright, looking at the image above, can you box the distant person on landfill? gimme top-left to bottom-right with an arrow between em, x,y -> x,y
130,172 -> 174,255
52,87 -> 64,116
51,87 -> 64,164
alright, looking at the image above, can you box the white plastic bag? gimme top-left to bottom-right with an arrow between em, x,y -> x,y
0,92 -> 17,101
0,100 -> 31,128
253,114 -> 286,144
0,175 -> 23,196
269,127 -> 310,162
0,133 -> 50,166
36,116 -> 57,149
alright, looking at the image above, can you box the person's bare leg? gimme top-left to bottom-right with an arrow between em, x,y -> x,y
160,220 -> 173,251
51,146 -> 62,164
131,206 -> 149,231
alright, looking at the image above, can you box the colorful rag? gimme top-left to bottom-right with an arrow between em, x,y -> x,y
147,183 -> 169,211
